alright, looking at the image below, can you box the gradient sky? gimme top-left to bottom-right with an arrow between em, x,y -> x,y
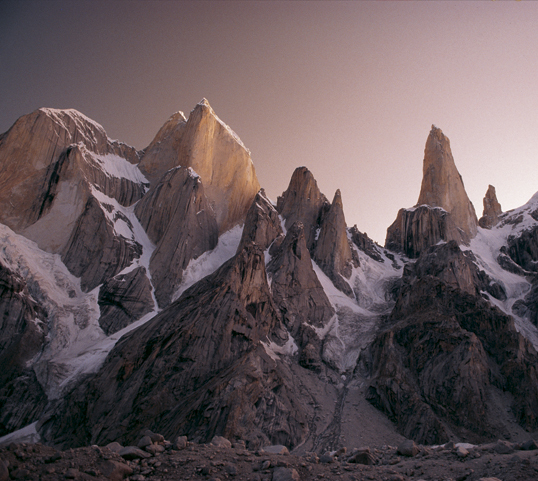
2,0 -> 538,244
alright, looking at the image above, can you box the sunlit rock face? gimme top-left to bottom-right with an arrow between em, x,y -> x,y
479,184 -> 502,229
176,99 -> 260,234
0,108 -> 141,236
385,126 -> 478,257
138,111 -> 188,186
417,125 -> 478,238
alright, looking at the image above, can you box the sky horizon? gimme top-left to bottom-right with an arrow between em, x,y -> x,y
2,0 -> 538,244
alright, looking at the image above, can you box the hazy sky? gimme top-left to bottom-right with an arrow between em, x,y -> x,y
2,0 -> 538,244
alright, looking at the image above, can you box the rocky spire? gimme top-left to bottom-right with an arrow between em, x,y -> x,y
313,189 -> 355,297
417,125 -> 478,239
478,184 -> 502,229
177,99 -> 261,234
138,111 -> 187,185
276,166 -> 329,249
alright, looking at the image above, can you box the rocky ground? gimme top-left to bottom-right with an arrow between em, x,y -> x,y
1,432 -> 538,481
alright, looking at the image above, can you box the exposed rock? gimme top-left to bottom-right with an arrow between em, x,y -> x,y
61,196 -> 142,291
385,205 -> 466,258
416,125 -> 478,239
135,166 -> 218,307
276,167 -> 329,249
0,261 -> 48,436
41,244 -> 308,450
0,108 -> 140,234
313,190 -> 355,297
506,225 -> 538,273
138,111 -> 188,185
267,222 -> 334,337
367,242 -> 538,445
177,99 -> 260,233
98,267 -> 154,335
479,185 -> 502,229
118,447 -> 151,460
262,445 -> 289,455
237,189 -> 283,253
349,225 -> 383,263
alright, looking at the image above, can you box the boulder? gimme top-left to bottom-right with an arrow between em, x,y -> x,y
397,440 -> 419,457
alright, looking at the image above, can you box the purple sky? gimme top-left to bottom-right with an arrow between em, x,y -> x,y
2,0 -> 538,244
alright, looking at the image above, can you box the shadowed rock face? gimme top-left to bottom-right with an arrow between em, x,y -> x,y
135,167 -> 219,308
367,242 -> 538,445
385,205 -> 466,259
479,185 -> 502,229
61,196 -> 142,292
277,167 -> 329,250
237,189 -> 283,253
417,125 -> 478,239
177,99 -> 260,234
267,222 -> 334,371
41,244 -> 309,450
98,267 -> 154,336
313,190 -> 355,297
0,261 -> 48,436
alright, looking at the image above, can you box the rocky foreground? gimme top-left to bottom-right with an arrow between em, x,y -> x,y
1,432 -> 538,481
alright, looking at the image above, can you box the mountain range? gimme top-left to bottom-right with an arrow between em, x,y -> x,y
1,100 -> 538,455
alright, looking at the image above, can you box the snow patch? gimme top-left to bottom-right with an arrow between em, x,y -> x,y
172,224 -> 244,301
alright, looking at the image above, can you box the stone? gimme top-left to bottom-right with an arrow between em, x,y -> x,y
272,467 -> 300,481
319,452 -> 334,464
494,440 -> 515,454
262,445 -> 289,455
141,430 -> 164,443
65,467 -> 80,478
479,185 -> 502,229
456,446 -> 469,458
105,442 -> 123,453
397,440 -> 419,457
520,439 -> 538,450
276,166 -> 329,250
211,436 -> 232,449
347,449 -> 376,465
137,436 -> 153,448
118,447 -> 151,460
145,444 -> 165,455
97,460 -> 133,481
416,125 -> 478,239
177,99 -> 261,234
173,436 -> 188,450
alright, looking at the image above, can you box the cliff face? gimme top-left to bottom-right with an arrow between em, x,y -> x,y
386,126 -> 478,257
417,125 -> 478,238
479,184 -> 503,229
177,99 -> 261,234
